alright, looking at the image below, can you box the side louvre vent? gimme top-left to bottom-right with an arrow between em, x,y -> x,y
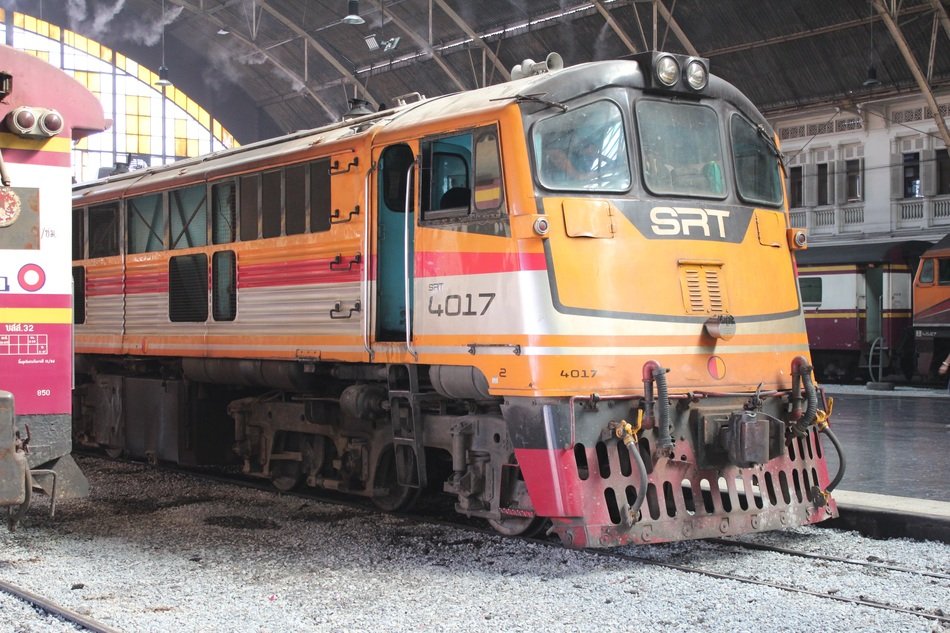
684,269 -> 705,313
679,263 -> 728,314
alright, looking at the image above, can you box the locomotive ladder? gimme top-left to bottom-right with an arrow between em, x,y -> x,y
387,365 -> 431,489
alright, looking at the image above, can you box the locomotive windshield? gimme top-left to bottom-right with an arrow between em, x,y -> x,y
636,100 -> 725,198
532,100 -> 631,191
730,114 -> 784,206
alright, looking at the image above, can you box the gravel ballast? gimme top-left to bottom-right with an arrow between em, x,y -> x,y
0,457 -> 947,633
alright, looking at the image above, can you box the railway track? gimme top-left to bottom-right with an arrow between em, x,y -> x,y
573,544 -> 950,626
266,475 -> 950,626
176,460 -> 950,626
67,455 -> 950,630
0,577 -> 121,633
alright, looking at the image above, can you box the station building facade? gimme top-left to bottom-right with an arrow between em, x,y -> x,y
770,91 -> 950,246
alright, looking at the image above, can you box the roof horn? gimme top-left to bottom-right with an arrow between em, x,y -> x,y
511,52 -> 563,81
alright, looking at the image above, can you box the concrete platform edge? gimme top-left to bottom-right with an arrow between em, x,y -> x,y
819,490 -> 950,544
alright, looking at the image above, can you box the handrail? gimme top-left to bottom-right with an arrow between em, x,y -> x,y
403,160 -> 417,359
868,335 -> 884,383
362,165 -> 373,359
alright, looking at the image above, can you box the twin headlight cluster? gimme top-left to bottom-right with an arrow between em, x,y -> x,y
4,106 -> 64,139
633,51 -> 710,94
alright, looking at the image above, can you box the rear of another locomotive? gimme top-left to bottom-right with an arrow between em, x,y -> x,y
913,233 -> 950,377
498,53 -> 841,547
0,48 -> 108,527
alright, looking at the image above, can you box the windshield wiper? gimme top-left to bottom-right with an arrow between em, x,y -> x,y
756,124 -> 787,177
756,124 -> 785,164
496,93 -> 568,112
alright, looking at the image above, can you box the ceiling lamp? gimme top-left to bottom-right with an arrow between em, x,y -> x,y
156,65 -> 171,86
861,2 -> 880,89
155,0 -> 172,86
343,0 -> 365,25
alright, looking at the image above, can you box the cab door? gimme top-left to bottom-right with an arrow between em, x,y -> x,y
373,143 -> 417,348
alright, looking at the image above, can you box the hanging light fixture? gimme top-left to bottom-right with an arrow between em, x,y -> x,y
343,0 -> 365,25
155,0 -> 172,86
862,1 -> 881,88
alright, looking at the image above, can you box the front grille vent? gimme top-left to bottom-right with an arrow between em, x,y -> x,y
679,263 -> 728,314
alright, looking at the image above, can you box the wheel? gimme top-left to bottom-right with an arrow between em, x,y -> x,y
271,460 -> 302,492
487,463 -> 548,538
487,512 -> 549,538
270,432 -> 304,492
371,446 -> 420,513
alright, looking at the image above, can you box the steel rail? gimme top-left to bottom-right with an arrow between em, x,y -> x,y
0,578 -> 123,633
707,537 -> 950,581
581,547 -> 950,626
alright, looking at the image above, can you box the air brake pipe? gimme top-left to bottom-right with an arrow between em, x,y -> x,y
629,443 -> 648,518
821,426 -> 846,492
790,356 -> 819,434
642,360 -> 673,453
613,418 -> 649,522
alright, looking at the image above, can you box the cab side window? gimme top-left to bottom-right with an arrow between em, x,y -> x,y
421,125 -> 504,222
940,258 -> 950,285
170,184 -> 208,249
422,132 -> 471,220
128,194 -> 165,254
88,203 -> 120,258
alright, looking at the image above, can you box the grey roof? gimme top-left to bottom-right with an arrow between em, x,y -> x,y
795,240 -> 934,265
12,0 -> 950,143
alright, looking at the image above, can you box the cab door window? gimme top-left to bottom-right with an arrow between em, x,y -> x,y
919,259 -> 934,284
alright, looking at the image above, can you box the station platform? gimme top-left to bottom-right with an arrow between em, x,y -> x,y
819,384 -> 950,543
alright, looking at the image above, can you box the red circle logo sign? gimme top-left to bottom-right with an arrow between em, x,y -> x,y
18,263 -> 46,292
707,356 -> 726,380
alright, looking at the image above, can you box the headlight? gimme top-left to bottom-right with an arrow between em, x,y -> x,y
685,59 -> 708,90
655,55 -> 679,87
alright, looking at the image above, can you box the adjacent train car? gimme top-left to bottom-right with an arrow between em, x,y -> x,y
911,233 -> 950,376
796,241 -> 930,382
0,46 -> 107,526
72,51 -> 842,548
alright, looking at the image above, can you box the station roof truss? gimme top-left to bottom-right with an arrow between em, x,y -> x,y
16,0 -> 950,141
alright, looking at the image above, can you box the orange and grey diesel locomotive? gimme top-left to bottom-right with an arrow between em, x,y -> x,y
1,46 -> 107,527
72,51 -> 843,547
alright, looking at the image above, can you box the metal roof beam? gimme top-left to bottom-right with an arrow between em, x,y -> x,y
655,0 -> 699,57
384,7 -> 467,92
704,4 -> 931,58
252,0 -> 377,106
928,0 -> 950,42
432,0 -> 511,82
168,0 -> 340,125
872,0 -> 950,149
592,0 -> 638,54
